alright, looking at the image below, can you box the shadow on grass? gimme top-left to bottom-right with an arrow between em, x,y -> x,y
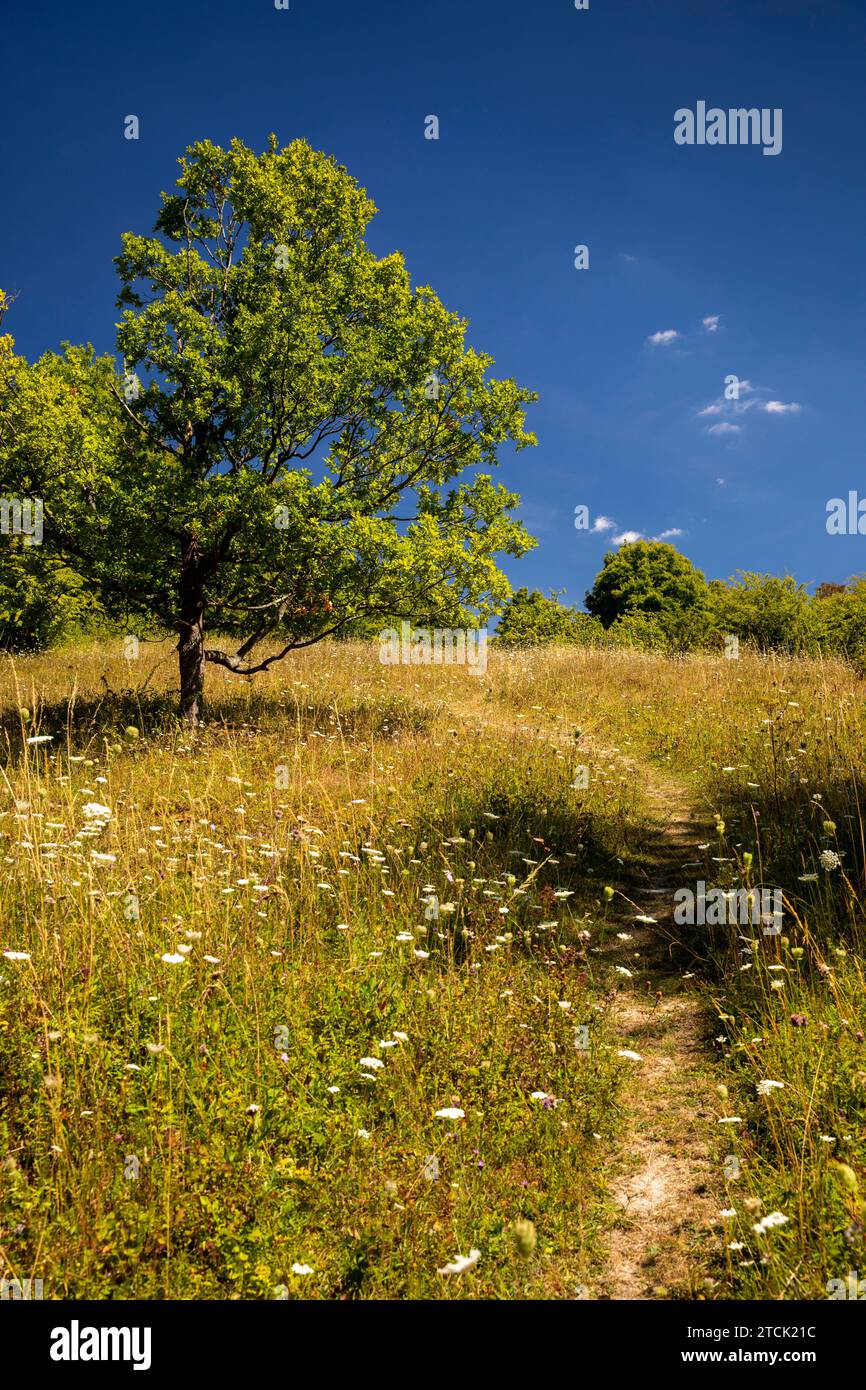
709,772 -> 866,951
0,686 -> 434,759
394,764 -> 660,969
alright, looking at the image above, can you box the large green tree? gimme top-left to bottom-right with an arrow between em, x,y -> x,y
1,138 -> 536,720
585,541 -> 707,628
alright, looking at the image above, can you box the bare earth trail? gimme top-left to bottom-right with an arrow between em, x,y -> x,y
454,702 -> 726,1297
592,768 -> 724,1299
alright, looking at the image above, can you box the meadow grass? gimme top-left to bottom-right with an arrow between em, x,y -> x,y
1,640 -> 864,1299
510,646 -> 866,1298
0,640 -> 647,1299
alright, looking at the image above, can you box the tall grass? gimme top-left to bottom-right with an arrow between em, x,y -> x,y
0,640 -> 645,1299
501,645 -> 866,1298
2,640 -> 863,1299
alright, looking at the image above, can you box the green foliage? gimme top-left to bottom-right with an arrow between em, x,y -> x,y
0,300 -> 107,650
581,546 -> 866,670
0,335 -> 160,634
605,611 -> 672,653
585,542 -> 707,628
495,588 -> 604,647
659,604 -> 722,655
707,572 -> 810,653
0,542 -> 94,651
0,137 -> 536,711
804,580 -> 866,670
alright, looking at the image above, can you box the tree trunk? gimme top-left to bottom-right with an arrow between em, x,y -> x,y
177,535 -> 206,724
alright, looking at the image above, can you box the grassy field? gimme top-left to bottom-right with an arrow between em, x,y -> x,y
1,640 -> 864,1299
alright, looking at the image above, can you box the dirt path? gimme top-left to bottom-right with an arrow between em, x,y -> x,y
593,775 -> 723,1299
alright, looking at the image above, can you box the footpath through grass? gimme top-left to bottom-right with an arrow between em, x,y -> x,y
540,647 -> 866,1299
2,640 -> 863,1299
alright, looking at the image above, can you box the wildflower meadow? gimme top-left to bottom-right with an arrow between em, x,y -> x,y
1,639 -> 863,1302
2,3 -> 864,1359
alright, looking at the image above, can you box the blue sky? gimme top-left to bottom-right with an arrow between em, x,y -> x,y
3,0 -> 865,606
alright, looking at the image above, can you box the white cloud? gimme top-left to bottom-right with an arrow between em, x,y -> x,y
695,378 -> 802,438
647,329 -> 679,346
591,515 -> 616,533
716,477 -> 726,486
702,315 -> 721,332
610,526 -> 683,545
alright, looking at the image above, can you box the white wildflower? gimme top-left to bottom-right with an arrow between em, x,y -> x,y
753,1211 -> 789,1236
437,1249 -> 480,1276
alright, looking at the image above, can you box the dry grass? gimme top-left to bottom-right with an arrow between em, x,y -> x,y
0,640 -> 644,1299
1,640 -> 864,1299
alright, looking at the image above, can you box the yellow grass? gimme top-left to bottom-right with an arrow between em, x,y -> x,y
1,640 -> 863,1298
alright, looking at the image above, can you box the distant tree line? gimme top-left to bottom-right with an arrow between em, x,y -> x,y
496,541 -> 866,669
6,531 -> 865,673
